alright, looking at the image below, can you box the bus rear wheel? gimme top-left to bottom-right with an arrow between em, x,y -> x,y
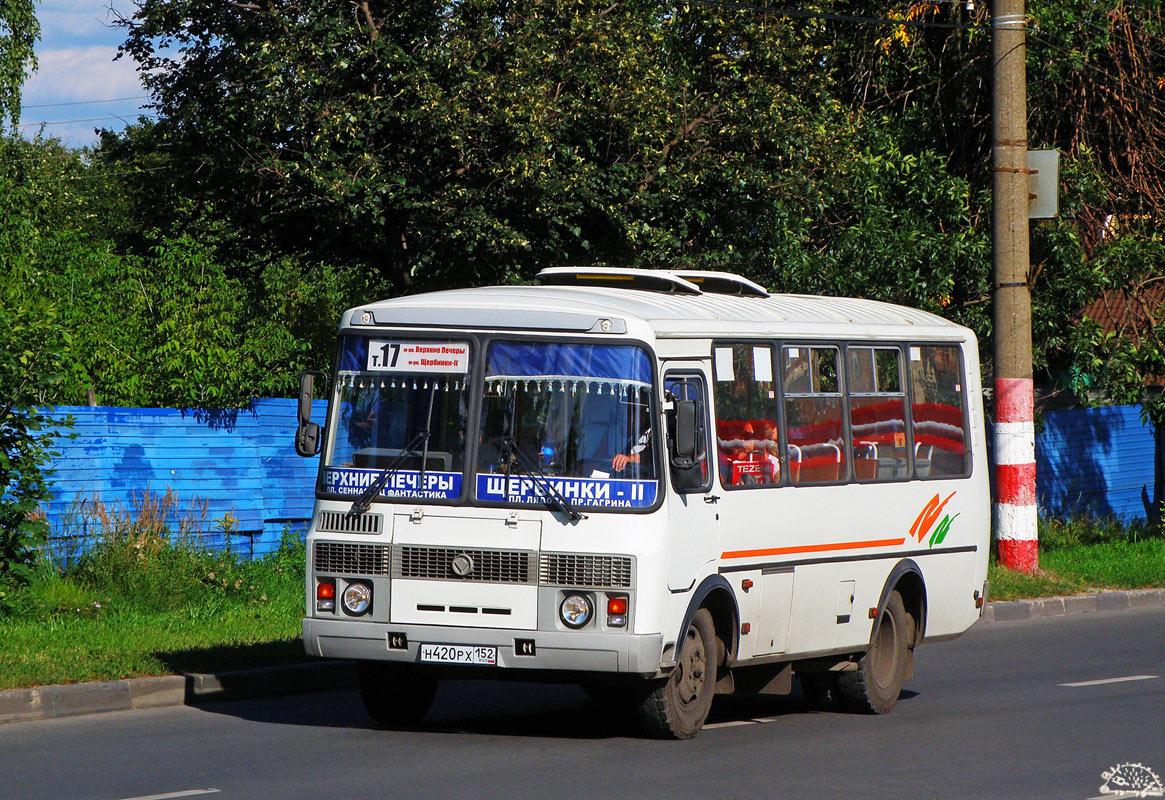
837,589 -> 910,714
637,608 -> 718,739
356,661 -> 438,726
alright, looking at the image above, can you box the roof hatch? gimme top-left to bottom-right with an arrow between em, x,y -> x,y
536,266 -> 769,297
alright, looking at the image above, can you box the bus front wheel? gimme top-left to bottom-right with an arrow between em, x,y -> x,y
837,589 -> 910,714
356,661 -> 438,726
638,608 -> 718,739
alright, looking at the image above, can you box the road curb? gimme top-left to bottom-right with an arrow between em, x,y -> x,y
3,589 -> 1163,726
0,661 -> 354,726
977,587 -> 1165,623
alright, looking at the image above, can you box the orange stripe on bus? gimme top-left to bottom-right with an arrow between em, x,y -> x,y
721,537 -> 907,560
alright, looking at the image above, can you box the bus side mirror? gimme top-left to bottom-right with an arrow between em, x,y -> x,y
295,370 -> 326,457
670,400 -> 701,469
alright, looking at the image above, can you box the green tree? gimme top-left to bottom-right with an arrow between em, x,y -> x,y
84,0 -> 1163,413
0,293 -> 73,611
109,2 -> 981,294
0,0 -> 38,132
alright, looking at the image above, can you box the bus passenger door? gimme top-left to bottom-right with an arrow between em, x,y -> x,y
663,368 -> 720,591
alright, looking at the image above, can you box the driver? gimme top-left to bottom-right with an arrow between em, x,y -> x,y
612,428 -> 651,472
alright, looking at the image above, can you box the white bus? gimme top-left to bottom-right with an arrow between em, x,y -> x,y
295,267 -> 990,738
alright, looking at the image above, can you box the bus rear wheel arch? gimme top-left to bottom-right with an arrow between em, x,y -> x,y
836,589 -> 912,714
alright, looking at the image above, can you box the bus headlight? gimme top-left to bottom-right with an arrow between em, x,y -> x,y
341,581 -> 373,616
559,593 -> 593,629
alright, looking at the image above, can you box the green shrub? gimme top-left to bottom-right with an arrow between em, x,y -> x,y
0,295 -> 75,614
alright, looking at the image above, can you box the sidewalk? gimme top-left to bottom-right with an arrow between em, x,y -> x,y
2,588 -> 1163,725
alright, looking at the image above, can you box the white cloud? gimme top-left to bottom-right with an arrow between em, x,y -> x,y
36,1 -> 133,41
20,46 -> 148,147
23,46 -> 143,104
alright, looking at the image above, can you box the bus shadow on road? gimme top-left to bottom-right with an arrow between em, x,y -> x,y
191,678 -> 890,739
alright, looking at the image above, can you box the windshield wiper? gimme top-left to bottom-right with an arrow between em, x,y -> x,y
349,385 -> 439,515
498,436 -> 585,522
349,428 -> 431,515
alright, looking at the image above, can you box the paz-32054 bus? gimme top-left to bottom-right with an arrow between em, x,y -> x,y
294,267 -> 989,738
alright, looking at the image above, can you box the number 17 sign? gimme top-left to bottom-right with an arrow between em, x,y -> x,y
367,340 -> 470,374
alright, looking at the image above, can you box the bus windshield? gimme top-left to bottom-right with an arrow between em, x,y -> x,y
321,336 -> 471,501
320,336 -> 658,510
475,341 -> 658,510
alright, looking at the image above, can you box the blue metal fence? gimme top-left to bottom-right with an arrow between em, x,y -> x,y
44,399 -> 326,559
1035,405 -> 1160,523
39,402 -> 1160,558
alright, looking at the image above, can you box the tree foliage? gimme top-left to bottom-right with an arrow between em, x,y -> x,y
106,2 -> 988,318
0,0 -> 38,132
0,0 -> 1158,418
0,293 -> 73,610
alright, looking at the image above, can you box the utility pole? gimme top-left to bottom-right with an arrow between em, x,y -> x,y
991,0 -> 1037,572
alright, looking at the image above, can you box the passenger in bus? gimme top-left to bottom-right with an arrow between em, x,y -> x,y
757,421 -> 780,483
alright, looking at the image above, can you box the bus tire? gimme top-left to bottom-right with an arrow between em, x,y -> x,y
356,661 -> 438,726
637,608 -> 717,739
838,590 -> 909,714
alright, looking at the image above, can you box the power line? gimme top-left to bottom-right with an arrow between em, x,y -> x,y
22,96 -> 150,110
18,113 -> 157,128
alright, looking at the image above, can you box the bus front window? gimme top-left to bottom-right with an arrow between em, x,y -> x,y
321,336 -> 471,502
476,341 -> 658,510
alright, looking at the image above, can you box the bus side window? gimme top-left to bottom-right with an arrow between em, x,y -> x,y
909,345 -> 970,478
782,346 -> 846,484
712,344 -> 780,488
664,374 -> 712,492
847,346 -> 908,481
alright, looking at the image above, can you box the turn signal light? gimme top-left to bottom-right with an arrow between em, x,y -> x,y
317,579 -> 336,612
606,595 -> 628,628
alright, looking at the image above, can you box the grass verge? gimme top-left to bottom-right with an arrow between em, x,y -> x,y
988,514 -> 1165,601
0,491 -> 308,691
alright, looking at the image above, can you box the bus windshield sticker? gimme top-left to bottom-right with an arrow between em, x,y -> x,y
324,467 -> 462,500
477,474 -> 656,509
365,340 -> 470,374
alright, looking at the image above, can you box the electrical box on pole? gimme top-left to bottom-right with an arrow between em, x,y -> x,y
1027,149 -> 1060,219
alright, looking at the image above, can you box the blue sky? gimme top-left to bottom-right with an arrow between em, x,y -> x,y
19,1 -> 151,149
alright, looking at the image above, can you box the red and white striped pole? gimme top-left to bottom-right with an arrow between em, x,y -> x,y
995,378 -> 1037,571
992,0 -> 1037,572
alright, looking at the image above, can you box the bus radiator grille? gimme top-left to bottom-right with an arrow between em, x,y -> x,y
539,553 -> 633,589
315,511 -> 384,535
394,546 -> 536,584
313,541 -> 391,576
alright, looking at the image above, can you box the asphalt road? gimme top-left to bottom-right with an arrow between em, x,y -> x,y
2,607 -> 1162,800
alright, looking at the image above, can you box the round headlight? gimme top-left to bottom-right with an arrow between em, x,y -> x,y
559,593 -> 593,629
341,581 -> 373,616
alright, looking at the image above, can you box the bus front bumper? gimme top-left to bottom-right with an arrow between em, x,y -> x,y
303,617 -> 664,677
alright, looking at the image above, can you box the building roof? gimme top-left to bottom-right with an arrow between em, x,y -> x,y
1080,279 -> 1165,338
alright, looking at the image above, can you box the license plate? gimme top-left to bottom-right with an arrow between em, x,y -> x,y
419,643 -> 497,666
